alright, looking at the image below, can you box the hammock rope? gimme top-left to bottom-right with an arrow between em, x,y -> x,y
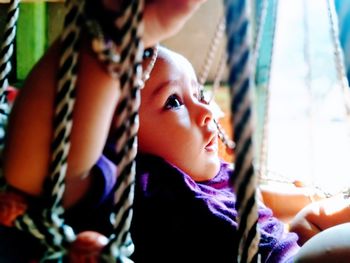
86,0 -> 145,259
198,16 -> 226,88
196,14 -> 236,153
0,0 -> 19,190
224,0 -> 260,262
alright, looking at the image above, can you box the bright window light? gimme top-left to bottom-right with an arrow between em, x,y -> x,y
261,0 -> 350,196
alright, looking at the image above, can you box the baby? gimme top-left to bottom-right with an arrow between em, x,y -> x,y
131,46 -> 350,263
131,46 -> 299,262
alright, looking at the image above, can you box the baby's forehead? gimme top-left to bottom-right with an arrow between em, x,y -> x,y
159,48 -> 196,74
142,46 -> 197,88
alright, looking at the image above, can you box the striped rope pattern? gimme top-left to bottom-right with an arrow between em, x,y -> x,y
0,0 -> 19,189
224,0 -> 260,262
0,1 -> 54,257
46,0 -> 83,216
101,1 -> 144,259
0,0 -> 18,94
13,0 -> 83,260
84,0 -> 144,260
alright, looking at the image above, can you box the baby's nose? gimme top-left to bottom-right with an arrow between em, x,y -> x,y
198,102 -> 214,126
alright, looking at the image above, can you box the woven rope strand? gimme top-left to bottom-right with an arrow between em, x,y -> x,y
224,0 -> 260,262
0,0 -> 19,190
0,1 -> 56,257
13,1 -> 85,260
0,0 -> 19,94
108,2 -> 144,259
85,0 -> 144,260
14,0 -> 86,260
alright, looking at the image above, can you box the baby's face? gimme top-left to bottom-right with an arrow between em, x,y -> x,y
138,47 -> 220,181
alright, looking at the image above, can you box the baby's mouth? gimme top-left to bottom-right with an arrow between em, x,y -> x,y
205,135 -> 218,152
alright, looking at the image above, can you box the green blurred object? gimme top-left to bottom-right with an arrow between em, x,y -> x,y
16,2 -> 47,82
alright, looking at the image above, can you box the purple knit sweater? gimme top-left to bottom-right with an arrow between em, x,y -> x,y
131,154 -> 300,263
65,154 -> 299,262
2,154 -> 298,262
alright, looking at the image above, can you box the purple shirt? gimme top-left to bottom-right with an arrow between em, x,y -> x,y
131,154 -> 300,263
66,154 -> 299,262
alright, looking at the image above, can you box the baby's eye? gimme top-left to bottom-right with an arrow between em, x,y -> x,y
164,94 -> 183,110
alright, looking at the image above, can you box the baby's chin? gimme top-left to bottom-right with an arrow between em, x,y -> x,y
190,159 -> 221,182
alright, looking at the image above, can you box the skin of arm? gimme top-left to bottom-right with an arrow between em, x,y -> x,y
260,184 -> 325,223
261,188 -> 350,262
4,39 -> 121,208
289,195 -> 350,246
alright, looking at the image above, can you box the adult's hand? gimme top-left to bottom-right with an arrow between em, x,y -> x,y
103,0 -> 207,47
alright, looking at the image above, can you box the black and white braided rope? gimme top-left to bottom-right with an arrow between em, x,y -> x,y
224,0 -> 260,262
0,0 -> 18,93
14,0 -> 84,260
90,1 -> 144,260
0,0 -> 144,261
0,0 -> 143,261
0,0 -> 19,189
0,0 -> 55,258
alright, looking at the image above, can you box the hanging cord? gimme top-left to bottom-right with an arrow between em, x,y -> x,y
198,16 -> 226,87
326,0 -> 350,118
0,0 -> 18,94
209,52 -> 227,103
211,52 -> 236,151
0,0 -> 19,189
196,15 -> 235,153
12,0 -> 85,261
84,0 -> 145,261
208,50 -> 236,151
224,0 -> 260,262
0,0 -> 83,260
258,0 -> 350,199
